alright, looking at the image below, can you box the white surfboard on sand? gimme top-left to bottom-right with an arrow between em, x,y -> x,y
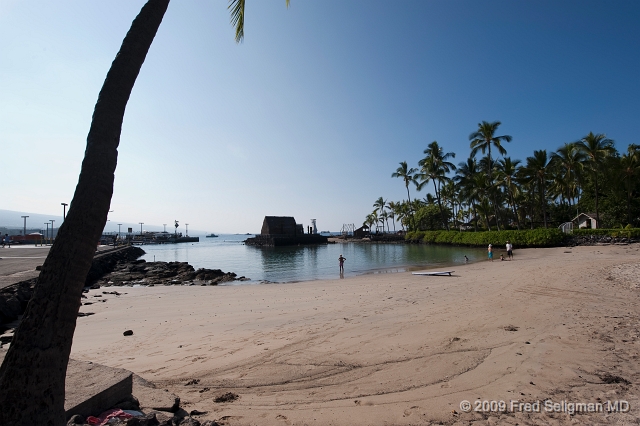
412,271 -> 454,276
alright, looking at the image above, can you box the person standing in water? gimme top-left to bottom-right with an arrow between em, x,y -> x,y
338,254 -> 346,273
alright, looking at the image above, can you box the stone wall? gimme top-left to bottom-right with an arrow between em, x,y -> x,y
564,234 -> 639,246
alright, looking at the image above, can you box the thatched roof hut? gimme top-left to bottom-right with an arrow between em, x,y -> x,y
261,216 -> 302,236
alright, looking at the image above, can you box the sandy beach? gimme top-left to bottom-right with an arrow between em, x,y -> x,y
68,244 -> 640,425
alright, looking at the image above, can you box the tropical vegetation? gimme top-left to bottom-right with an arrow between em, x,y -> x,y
367,121 -> 640,239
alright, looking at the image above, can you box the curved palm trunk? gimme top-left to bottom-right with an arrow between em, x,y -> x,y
0,2 -> 169,424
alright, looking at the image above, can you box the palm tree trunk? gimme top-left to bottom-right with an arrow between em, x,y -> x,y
594,174 -> 600,227
405,184 -> 414,229
433,181 -> 449,231
541,183 -> 548,228
473,201 -> 478,232
0,2 -> 169,424
508,189 -> 520,230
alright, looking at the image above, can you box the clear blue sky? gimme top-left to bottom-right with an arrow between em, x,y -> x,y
2,0 -> 639,233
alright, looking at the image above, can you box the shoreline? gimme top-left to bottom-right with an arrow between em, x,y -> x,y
67,244 -> 640,425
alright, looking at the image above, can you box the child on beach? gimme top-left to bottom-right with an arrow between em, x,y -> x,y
500,254 -> 505,261
338,254 -> 346,272
464,255 -> 469,263
488,244 -> 493,261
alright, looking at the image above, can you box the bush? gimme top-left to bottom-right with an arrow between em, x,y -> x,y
406,229 -> 564,248
571,228 -> 640,238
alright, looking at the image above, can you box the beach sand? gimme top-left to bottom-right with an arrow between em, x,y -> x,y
70,244 -> 640,425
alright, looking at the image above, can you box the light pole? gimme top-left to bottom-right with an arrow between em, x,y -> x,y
185,223 -> 189,236
139,222 -> 144,237
44,223 -> 50,244
21,216 -> 29,237
50,220 -> 55,242
163,224 -> 167,233
61,203 -> 68,220
117,224 -> 123,246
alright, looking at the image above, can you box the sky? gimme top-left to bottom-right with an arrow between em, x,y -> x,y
2,0 -> 639,234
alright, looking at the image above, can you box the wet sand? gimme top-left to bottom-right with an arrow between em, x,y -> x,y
68,244 -> 640,425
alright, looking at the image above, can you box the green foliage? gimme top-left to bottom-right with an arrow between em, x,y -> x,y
406,229 -> 564,247
571,228 -> 640,238
412,204 -> 449,231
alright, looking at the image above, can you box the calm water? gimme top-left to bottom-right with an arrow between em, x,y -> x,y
139,234 -> 486,283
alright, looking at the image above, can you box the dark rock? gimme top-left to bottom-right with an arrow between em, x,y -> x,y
189,410 -> 207,416
77,312 -> 94,317
214,392 -> 238,403
123,330 -> 134,336
600,374 -> 630,385
113,394 -> 141,411
125,413 -> 160,426
67,414 -> 85,425
35,265 -> 42,271
0,295 -> 22,322
178,417 -> 200,426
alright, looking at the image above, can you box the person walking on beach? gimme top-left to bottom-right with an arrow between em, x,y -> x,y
506,240 -> 513,260
3,234 -> 10,248
487,244 -> 493,262
338,254 -> 346,273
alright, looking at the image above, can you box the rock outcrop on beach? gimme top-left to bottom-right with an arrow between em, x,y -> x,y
95,259 -> 248,287
0,245 -> 247,335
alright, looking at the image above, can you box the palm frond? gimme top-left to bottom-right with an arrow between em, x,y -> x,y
228,0 -> 246,43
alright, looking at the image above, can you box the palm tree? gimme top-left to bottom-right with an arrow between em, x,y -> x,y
550,143 -> 585,207
364,214 -> 376,235
576,132 -> 615,226
373,197 -> 387,232
387,201 -> 398,232
524,150 -> 551,228
391,161 -> 419,228
619,145 -> 640,225
417,141 -> 456,231
0,1 -> 288,424
391,161 -> 419,205
469,121 -> 512,231
380,211 -> 391,233
454,157 -> 480,231
496,157 -> 522,230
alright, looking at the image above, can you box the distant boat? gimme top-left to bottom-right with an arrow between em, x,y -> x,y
206,233 -> 219,238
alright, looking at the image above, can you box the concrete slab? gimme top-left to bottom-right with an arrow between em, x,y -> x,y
64,359 -> 133,419
133,374 -> 180,412
0,245 -> 124,290
0,246 -> 49,290
0,349 -> 133,419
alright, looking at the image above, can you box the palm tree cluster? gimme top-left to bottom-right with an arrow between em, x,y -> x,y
374,121 -> 640,233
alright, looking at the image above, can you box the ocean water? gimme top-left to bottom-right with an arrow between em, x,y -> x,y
139,234 -> 486,283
